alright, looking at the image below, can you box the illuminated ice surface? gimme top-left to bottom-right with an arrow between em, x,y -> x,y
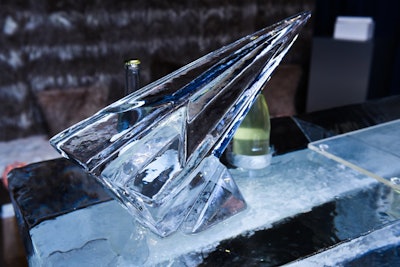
24,148 -> 400,266
50,12 -> 310,236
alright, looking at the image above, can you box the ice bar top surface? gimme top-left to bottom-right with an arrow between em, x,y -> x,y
48,12 -> 311,237
8,143 -> 400,266
5,105 -> 400,266
7,98 -> 400,265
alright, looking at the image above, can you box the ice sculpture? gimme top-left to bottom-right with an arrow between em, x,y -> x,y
50,12 -> 310,237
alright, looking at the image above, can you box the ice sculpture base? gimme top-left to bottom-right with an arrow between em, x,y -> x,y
113,156 -> 246,237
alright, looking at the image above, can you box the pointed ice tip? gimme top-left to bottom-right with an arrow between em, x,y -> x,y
288,11 -> 311,29
293,10 -> 312,20
283,11 -> 311,24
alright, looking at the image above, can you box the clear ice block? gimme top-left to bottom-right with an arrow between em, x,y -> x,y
309,119 -> 400,191
50,12 -> 311,236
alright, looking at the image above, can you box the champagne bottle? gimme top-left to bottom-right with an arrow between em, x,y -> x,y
227,93 -> 272,169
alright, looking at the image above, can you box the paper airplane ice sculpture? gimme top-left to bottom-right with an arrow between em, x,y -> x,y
50,12 -> 310,237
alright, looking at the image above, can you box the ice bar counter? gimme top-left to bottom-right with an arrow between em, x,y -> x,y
7,110 -> 400,266
7,11 -> 400,266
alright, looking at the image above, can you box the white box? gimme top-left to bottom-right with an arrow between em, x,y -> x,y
334,16 -> 374,42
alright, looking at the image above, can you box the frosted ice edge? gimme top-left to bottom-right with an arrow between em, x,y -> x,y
50,12 -> 311,237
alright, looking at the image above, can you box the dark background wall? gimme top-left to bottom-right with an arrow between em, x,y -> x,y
313,0 -> 400,99
0,0 -> 315,141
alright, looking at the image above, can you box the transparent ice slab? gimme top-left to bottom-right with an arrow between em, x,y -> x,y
50,12 -> 311,236
309,119 -> 400,191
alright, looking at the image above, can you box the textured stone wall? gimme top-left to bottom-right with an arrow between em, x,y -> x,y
0,0 -> 314,140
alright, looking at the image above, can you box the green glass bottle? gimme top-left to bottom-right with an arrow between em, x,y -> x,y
227,93 -> 272,169
124,59 -> 141,95
117,59 -> 141,132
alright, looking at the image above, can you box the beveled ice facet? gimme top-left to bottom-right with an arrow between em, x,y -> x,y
50,12 -> 311,237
